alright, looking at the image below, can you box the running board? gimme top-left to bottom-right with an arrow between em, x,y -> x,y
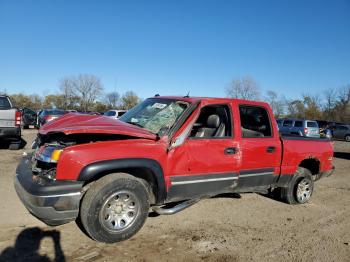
152,198 -> 201,215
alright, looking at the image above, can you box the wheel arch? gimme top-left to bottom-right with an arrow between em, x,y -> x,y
298,157 -> 320,179
78,158 -> 166,205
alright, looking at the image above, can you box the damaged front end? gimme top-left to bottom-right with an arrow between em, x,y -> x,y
31,132 -> 139,180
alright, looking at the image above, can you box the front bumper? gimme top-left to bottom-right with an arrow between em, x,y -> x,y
14,156 -> 84,226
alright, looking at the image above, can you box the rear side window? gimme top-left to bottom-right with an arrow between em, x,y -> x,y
0,97 -> 11,109
307,121 -> 318,128
283,120 -> 293,127
294,121 -> 303,127
239,105 -> 272,138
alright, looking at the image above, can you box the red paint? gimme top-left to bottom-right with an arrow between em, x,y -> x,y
40,113 -> 157,140
42,97 -> 333,192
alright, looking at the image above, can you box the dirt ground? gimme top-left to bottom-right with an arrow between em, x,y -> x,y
0,129 -> 349,262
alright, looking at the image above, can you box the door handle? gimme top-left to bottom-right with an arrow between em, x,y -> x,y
266,146 -> 276,153
224,147 -> 238,155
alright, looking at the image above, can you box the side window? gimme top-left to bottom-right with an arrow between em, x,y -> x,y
294,121 -> 303,127
189,104 -> 232,138
239,105 -> 272,138
118,111 -> 126,117
283,120 -> 293,127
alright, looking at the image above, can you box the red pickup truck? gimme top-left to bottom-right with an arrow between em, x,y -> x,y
15,96 -> 334,243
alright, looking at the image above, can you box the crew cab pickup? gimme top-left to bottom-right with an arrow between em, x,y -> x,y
0,95 -> 22,149
14,96 -> 334,243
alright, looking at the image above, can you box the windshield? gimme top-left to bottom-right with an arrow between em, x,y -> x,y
119,98 -> 190,134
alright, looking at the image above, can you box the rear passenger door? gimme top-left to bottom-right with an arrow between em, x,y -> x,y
237,104 -> 282,191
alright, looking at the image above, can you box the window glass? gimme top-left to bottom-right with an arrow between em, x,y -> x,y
307,121 -> 318,128
283,120 -> 293,127
294,121 -> 303,127
239,105 -> 272,138
0,97 -> 11,109
117,111 -> 126,117
104,111 -> 116,116
189,104 -> 232,138
119,98 -> 189,135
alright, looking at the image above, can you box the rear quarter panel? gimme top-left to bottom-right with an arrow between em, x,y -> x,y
281,139 -> 333,174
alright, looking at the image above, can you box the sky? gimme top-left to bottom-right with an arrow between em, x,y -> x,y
0,0 -> 349,100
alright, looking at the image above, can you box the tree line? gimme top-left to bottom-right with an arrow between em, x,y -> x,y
2,74 -> 349,123
6,74 -> 141,112
225,76 -> 350,123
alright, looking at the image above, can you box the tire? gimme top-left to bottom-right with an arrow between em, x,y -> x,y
345,135 -> 350,142
9,143 -> 21,150
280,167 -> 314,204
23,125 -> 29,129
79,173 -> 150,243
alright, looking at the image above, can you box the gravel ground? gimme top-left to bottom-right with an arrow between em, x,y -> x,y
0,129 -> 349,262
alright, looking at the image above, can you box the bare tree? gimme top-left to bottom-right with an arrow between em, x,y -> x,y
59,78 -> 77,109
60,74 -> 104,111
104,91 -> 120,109
225,76 -> 260,100
334,85 -> 350,122
302,94 -> 322,119
120,91 -> 140,110
323,89 -> 337,120
265,90 -> 285,118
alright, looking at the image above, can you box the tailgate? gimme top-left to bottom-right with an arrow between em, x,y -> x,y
0,109 -> 16,127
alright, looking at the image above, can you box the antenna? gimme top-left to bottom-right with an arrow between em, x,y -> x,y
184,91 -> 190,98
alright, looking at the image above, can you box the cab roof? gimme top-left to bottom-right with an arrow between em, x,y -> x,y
153,96 -> 270,107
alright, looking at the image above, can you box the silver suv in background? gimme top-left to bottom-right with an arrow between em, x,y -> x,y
277,119 -> 320,138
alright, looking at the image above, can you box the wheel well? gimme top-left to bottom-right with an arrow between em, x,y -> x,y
299,158 -> 320,176
83,167 -> 158,204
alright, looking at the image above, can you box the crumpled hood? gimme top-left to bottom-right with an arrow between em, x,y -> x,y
39,113 -> 157,140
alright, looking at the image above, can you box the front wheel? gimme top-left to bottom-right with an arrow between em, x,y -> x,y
345,135 -> 350,142
280,167 -> 314,204
79,173 -> 150,243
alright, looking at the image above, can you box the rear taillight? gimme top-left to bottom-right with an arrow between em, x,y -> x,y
15,111 -> 21,127
304,127 -> 308,134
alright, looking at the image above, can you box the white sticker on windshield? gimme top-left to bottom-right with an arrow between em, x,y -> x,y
152,103 -> 167,109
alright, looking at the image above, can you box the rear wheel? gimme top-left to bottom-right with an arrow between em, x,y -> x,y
79,173 -> 150,243
345,135 -> 350,142
281,167 -> 314,204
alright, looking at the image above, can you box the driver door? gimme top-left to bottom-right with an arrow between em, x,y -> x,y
167,103 -> 240,202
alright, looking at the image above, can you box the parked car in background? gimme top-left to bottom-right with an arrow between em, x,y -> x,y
21,107 -> 37,129
0,95 -> 22,149
103,110 -> 127,119
278,119 -> 320,138
330,125 -> 350,142
37,109 -> 67,128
